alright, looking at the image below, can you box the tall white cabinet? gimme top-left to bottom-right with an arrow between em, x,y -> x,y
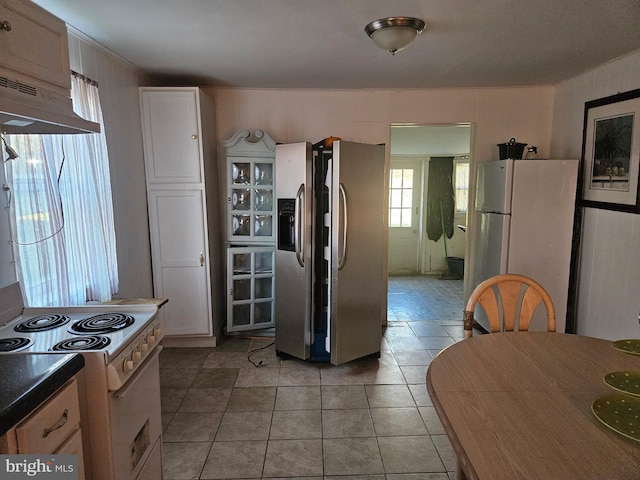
140,87 -> 223,346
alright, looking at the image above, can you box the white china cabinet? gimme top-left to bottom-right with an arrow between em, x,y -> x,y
140,87 -> 223,345
223,130 -> 276,332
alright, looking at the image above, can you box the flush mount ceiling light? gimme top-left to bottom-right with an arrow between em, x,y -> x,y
364,17 -> 426,55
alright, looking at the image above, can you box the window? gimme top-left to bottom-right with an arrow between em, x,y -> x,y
389,168 -> 414,227
3,73 -> 118,306
453,159 -> 470,213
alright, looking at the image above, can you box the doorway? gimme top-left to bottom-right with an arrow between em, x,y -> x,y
388,124 -> 472,276
388,157 -> 422,274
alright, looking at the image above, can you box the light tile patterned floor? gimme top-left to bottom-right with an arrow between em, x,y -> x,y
160,275 -> 464,479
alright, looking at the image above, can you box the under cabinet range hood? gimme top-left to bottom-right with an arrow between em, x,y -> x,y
0,73 -> 100,135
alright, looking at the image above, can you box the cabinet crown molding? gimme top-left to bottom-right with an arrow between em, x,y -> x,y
224,129 -> 276,156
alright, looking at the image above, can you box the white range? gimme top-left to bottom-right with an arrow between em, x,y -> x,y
0,283 -> 165,480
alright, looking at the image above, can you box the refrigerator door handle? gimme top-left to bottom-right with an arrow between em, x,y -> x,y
295,183 -> 305,267
338,183 -> 348,270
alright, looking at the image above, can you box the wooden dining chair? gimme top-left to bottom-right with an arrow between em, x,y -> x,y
463,273 -> 556,338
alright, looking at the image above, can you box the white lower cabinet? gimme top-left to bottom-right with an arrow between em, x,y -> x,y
147,189 -> 211,336
54,428 -> 84,479
1,378 -> 85,479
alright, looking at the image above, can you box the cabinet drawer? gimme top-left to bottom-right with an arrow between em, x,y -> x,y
54,428 -> 85,480
16,378 -> 81,453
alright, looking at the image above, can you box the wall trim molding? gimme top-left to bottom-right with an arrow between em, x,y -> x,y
67,25 -> 138,70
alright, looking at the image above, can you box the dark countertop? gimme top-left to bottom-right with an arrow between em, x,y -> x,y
0,354 -> 85,436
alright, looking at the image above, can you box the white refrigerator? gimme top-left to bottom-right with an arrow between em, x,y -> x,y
473,158 -> 579,333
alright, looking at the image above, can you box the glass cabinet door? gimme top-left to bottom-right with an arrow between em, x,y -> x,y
224,130 -> 277,243
226,246 -> 275,332
228,159 -> 275,242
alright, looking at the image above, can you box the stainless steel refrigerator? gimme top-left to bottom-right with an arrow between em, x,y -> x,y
473,158 -> 579,333
274,140 -> 386,365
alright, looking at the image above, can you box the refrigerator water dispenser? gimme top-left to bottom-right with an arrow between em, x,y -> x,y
277,198 -> 296,251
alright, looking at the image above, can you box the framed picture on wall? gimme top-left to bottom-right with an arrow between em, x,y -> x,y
579,88 -> 640,213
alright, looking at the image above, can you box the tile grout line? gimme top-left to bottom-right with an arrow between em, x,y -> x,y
160,275 -> 463,478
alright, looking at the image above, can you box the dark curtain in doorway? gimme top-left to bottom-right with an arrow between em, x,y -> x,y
426,157 -> 455,241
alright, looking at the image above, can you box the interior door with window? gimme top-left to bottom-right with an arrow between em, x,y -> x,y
388,157 -> 422,274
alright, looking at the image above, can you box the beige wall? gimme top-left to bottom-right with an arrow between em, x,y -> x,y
205,85 -> 555,298
4,22 -> 637,337
58,40 -> 640,338
18,33 -> 557,306
551,49 -> 640,339
207,86 -> 554,156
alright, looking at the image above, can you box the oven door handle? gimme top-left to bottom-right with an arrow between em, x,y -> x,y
114,345 -> 162,400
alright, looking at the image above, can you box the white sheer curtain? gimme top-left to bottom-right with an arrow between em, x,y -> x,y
4,73 -> 118,306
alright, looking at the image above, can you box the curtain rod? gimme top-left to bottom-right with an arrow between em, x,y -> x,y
71,70 -> 99,87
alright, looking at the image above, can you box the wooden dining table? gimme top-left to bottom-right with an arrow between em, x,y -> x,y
426,332 -> 640,480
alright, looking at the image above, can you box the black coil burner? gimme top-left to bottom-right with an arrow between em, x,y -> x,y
50,335 -> 111,351
0,337 -> 33,352
14,314 -> 70,332
68,313 -> 135,335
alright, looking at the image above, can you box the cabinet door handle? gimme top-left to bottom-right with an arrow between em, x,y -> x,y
0,21 -> 11,32
200,252 -> 205,266
192,134 -> 198,140
42,409 -> 68,437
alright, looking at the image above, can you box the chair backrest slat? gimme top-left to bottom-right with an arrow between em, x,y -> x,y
495,280 -> 524,332
519,287 -> 545,330
477,289 -> 501,333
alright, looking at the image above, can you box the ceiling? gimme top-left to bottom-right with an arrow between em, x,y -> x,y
33,0 -> 640,89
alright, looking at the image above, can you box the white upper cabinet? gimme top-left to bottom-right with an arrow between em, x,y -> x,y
0,0 -> 71,94
140,89 -> 203,184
